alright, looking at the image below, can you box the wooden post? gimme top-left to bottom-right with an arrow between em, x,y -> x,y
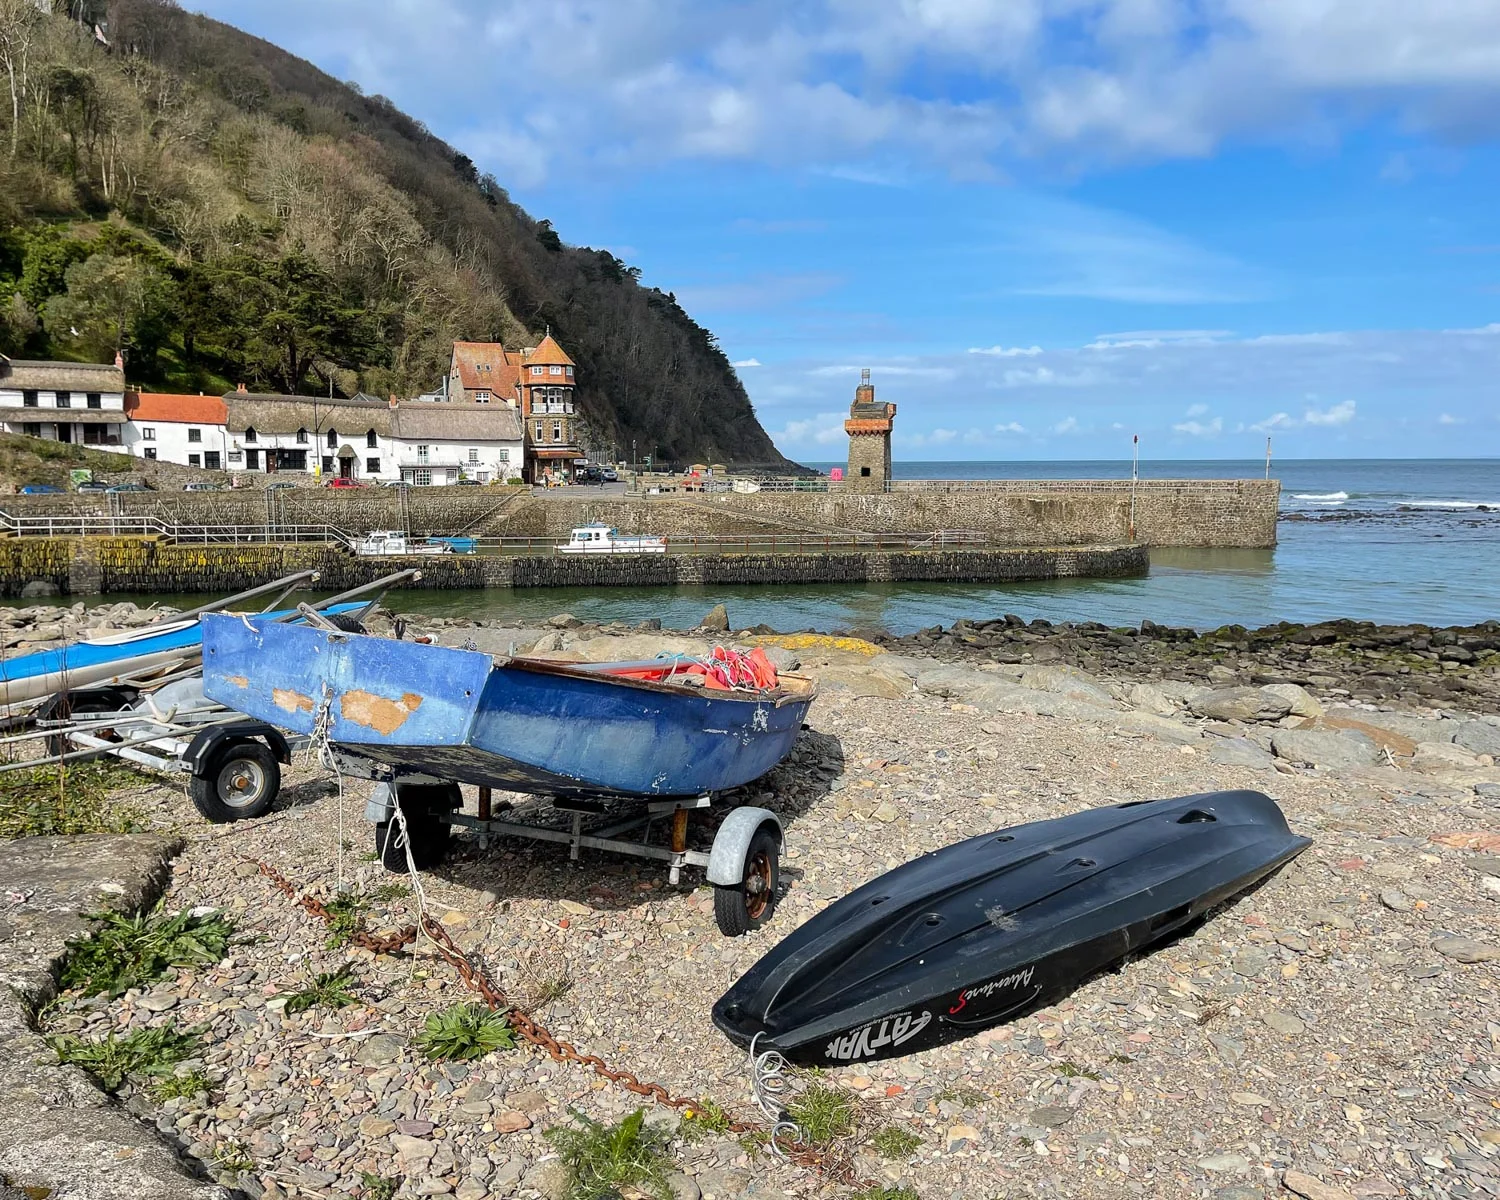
671,807 -> 689,854
477,786 -> 492,822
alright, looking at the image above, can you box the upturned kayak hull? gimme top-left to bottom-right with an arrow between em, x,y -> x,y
712,790 -> 1310,1065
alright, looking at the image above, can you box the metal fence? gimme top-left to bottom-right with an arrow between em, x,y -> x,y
0,510 -> 352,544
472,531 -> 991,556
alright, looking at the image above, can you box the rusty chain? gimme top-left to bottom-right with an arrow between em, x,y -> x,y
247,857 -> 865,1187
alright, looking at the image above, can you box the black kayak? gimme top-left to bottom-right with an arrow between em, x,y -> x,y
712,790 -> 1310,1065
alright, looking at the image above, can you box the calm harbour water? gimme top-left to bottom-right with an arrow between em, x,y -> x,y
10,459 -> 1499,634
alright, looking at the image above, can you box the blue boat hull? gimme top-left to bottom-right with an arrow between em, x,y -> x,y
200,616 -> 816,798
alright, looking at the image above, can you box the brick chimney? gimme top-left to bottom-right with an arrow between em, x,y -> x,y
854,367 -> 874,406
236,382 -> 248,393
113,350 -> 124,369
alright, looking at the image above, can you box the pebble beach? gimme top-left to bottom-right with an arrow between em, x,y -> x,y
5,602 -> 1500,1200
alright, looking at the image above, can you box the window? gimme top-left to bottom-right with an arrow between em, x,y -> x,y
228,450 -> 242,464
417,444 -> 429,465
205,451 -> 221,469
366,457 -> 380,474
498,448 -> 509,463
188,453 -> 201,466
83,425 -> 104,444
468,447 -> 479,464
534,421 -> 543,441
549,365 -> 562,376
143,447 -> 157,460
141,427 -> 156,441
22,390 -> 36,407
552,422 -> 562,441
55,391 -> 71,408
296,428 -> 307,444
566,366 -> 573,378
22,422 -> 39,437
322,455 -> 334,473
244,427 -> 257,443
187,427 -> 202,443
327,428 -> 338,448
366,428 -> 377,448
445,468 -> 458,484
860,466 -> 871,477
531,365 -> 542,376
475,390 -> 489,403
86,393 -> 101,409
414,467 -> 431,486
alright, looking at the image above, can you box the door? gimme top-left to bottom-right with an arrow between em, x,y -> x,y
55,423 -> 71,444
341,456 -> 353,479
204,451 -> 221,470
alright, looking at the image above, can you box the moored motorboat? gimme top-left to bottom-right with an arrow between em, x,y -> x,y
712,790 -> 1311,1065
556,523 -> 667,554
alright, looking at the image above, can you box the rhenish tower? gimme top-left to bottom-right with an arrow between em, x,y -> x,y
843,368 -> 895,492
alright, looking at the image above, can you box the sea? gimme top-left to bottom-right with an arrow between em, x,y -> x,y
7,459 -> 1498,634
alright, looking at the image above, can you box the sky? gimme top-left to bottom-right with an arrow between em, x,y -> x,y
188,0 -> 1500,462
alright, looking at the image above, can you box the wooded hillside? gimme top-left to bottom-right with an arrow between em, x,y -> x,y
0,0 -> 793,468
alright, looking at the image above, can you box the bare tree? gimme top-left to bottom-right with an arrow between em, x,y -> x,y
0,0 -> 41,156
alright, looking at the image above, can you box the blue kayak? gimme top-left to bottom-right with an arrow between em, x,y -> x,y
1,603 -> 365,708
200,615 -> 816,799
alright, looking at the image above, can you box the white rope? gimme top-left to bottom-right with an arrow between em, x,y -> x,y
303,683 -> 347,891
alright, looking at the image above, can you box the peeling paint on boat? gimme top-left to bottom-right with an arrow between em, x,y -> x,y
341,689 -> 424,735
224,675 -> 249,688
273,688 -> 314,715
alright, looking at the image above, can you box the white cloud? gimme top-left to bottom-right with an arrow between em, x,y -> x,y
1052,416 -> 1081,434
1185,402 -> 1209,417
731,357 -> 762,368
1087,330 -> 1231,350
1439,412 -> 1464,424
770,411 -> 847,447
994,421 -> 1026,434
1250,412 -> 1294,433
191,0 -> 1500,184
968,344 -> 1043,357
1173,416 -> 1223,436
1304,400 -> 1357,426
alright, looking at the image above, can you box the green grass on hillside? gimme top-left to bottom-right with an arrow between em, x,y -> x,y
0,432 -> 135,489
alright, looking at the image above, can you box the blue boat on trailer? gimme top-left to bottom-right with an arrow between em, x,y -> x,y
200,615 -> 818,934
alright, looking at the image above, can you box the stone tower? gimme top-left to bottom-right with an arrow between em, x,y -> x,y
843,368 -> 895,492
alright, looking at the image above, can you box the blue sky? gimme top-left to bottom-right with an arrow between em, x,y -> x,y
190,0 -> 1500,461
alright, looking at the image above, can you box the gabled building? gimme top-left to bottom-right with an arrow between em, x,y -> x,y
0,354 -> 127,447
518,335 -> 583,483
447,342 -> 522,406
122,393 -> 229,468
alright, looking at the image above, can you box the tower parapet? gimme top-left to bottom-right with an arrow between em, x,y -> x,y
844,368 -> 895,492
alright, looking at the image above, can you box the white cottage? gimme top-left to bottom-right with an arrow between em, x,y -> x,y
0,355 -> 127,447
122,392 -> 229,468
392,402 -> 524,485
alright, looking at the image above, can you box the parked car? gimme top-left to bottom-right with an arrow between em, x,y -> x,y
76,481 -> 109,493
266,482 -> 296,492
19,484 -> 62,494
325,477 -> 364,489
183,482 -> 222,492
602,468 -> 618,483
579,466 -> 605,484
455,478 -> 481,486
106,483 -> 151,493
383,480 -> 410,488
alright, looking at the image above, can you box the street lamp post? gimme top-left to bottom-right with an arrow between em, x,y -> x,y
632,439 -> 637,474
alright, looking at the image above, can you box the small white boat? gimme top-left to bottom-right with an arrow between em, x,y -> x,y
557,523 -> 667,555
352,532 -> 474,557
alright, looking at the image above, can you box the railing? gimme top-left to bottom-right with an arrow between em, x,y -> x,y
884,478 -> 1266,492
0,510 -> 353,545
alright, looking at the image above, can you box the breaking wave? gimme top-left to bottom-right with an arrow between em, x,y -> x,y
1291,491 -> 1349,501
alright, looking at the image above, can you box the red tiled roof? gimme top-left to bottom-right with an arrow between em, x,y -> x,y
126,392 -> 227,424
522,335 -> 575,368
451,342 -> 513,392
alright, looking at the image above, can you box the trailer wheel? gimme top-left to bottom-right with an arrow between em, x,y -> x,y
713,827 -> 780,936
189,739 -> 280,823
42,689 -> 136,757
326,613 -> 366,634
374,783 -> 457,872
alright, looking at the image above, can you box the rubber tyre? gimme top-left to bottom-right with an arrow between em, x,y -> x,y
374,782 -> 457,872
43,689 -> 136,757
326,613 -> 366,633
188,739 -> 281,823
713,827 -> 781,937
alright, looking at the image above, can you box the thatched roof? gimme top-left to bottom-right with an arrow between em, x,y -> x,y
394,402 -> 522,442
223,393 -> 394,437
0,357 -> 126,394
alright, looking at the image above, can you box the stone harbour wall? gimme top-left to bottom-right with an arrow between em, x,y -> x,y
2,479 -> 1279,547
0,537 -> 1148,596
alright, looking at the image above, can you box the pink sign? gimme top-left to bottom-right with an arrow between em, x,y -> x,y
829,467 -> 844,481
